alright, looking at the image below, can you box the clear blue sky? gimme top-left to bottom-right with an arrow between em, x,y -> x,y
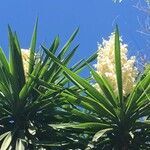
0,0 -> 149,64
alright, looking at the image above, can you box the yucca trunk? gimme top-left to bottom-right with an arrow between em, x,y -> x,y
121,138 -> 129,150
120,130 -> 130,150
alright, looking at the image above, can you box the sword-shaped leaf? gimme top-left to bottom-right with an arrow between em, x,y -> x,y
8,26 -> 25,92
115,26 -> 123,108
0,48 -> 9,72
28,19 -> 38,74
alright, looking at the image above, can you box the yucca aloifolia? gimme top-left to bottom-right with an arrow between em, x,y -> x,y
47,26 -> 150,150
0,20 -> 97,149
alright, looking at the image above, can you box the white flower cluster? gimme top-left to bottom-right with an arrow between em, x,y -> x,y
21,49 -> 40,79
94,33 -> 138,96
21,49 -> 30,78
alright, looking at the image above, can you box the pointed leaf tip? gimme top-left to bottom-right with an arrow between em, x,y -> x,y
28,19 -> 38,74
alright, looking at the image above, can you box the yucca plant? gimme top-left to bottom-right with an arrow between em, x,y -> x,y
0,20 -> 97,149
44,26 -> 150,150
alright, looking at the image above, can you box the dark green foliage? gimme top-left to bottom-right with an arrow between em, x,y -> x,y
46,26 -> 150,150
0,22 -> 96,149
0,23 -> 149,150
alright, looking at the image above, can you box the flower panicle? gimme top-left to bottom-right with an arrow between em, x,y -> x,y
21,49 -> 41,79
21,49 -> 30,78
94,33 -> 138,96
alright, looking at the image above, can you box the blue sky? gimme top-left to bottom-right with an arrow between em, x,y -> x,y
0,0 -> 149,64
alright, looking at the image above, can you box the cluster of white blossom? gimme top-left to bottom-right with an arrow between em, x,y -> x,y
21,49 -> 40,79
21,49 -> 30,78
94,33 -> 138,96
